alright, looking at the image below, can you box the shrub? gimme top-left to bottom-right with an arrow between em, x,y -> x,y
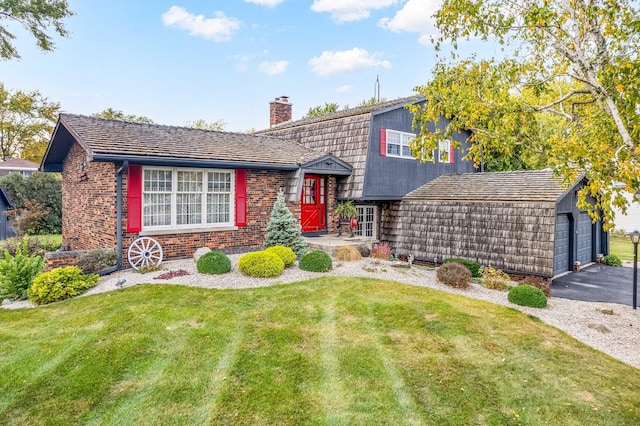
197,250 -> 232,275
299,250 -> 333,272
522,275 -> 551,297
0,237 -> 45,300
601,254 -> 622,267
508,284 -> 548,308
371,242 -> 392,260
482,265 -> 512,291
0,236 -> 61,257
335,246 -> 363,262
238,251 -> 284,278
28,266 -> 99,305
264,245 -> 296,268
76,248 -> 118,274
263,191 -> 308,257
443,257 -> 481,277
357,245 -> 371,257
436,262 -> 471,289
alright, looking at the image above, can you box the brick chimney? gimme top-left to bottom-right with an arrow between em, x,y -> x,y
269,96 -> 292,127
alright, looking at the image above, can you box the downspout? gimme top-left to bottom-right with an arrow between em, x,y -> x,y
97,160 -> 128,275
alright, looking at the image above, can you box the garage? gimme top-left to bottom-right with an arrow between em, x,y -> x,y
384,170 -> 608,278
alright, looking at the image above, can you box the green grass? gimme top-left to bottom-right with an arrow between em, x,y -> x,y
610,234 -> 634,261
1,278 -> 639,425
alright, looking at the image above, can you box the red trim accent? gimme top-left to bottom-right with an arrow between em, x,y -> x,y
380,129 -> 387,156
127,164 -> 142,232
449,145 -> 455,163
235,169 -> 247,227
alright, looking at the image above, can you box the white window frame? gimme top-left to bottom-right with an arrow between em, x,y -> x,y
142,166 -> 235,231
386,129 -> 416,159
356,205 -> 377,239
432,139 -> 454,164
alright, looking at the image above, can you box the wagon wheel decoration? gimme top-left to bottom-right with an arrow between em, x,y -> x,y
127,237 -> 163,270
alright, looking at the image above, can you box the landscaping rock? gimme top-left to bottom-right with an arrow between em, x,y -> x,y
193,247 -> 211,262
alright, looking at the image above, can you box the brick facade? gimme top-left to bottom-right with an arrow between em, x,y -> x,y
61,141 -> 339,268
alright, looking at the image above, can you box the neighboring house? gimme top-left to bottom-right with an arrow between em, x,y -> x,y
41,114 -> 351,267
0,185 -> 15,240
384,170 -> 608,277
0,158 -> 39,177
258,96 -> 477,239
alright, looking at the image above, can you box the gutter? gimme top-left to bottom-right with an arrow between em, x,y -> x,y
96,160 -> 128,275
91,154 -> 300,171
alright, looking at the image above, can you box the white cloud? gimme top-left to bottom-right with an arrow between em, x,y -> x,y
311,0 -> 398,23
233,54 -> 255,72
162,6 -> 241,42
244,0 -> 284,6
258,60 -> 290,75
378,0 -> 438,44
336,85 -> 354,93
309,48 -> 391,76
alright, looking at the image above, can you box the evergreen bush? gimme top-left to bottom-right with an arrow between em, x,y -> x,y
28,266 -> 99,305
76,248 -> 117,274
299,250 -> 332,272
601,254 -> 622,267
264,245 -> 296,268
238,251 -> 284,278
508,284 -> 548,308
263,191 -> 308,257
436,262 -> 471,289
0,237 -> 45,300
443,257 -> 481,277
197,250 -> 232,275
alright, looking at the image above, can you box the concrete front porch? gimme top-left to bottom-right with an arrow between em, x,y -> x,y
303,234 -> 372,256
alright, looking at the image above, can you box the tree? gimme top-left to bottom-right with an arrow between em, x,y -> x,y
0,0 -> 74,60
0,171 -> 61,234
92,108 -> 154,124
304,102 -> 339,118
411,0 -> 640,225
356,97 -> 387,107
263,191 -> 308,257
0,83 -> 59,161
185,118 -> 226,131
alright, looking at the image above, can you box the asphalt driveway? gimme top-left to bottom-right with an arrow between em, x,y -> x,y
551,263 -> 637,306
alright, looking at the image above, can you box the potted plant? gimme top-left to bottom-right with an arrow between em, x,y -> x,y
335,201 -> 358,237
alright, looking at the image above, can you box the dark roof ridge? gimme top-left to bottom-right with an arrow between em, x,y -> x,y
257,95 -> 424,132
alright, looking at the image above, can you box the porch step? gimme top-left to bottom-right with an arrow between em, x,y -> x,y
303,234 -> 371,256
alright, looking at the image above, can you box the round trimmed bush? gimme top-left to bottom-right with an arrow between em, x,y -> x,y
264,245 -> 296,268
508,284 -> 548,308
436,262 -> 471,289
197,250 -> 231,275
443,257 -> 481,277
28,266 -> 99,305
238,251 -> 284,278
299,250 -> 332,272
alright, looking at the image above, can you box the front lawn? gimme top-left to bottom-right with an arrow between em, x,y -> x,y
1,278 -> 639,425
610,234 -> 634,261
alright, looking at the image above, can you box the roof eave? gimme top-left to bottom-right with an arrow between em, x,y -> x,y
91,153 -> 300,171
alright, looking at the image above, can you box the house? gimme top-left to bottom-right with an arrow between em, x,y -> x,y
257,96 -> 477,239
0,158 -> 39,177
0,185 -> 15,240
384,170 -> 608,277
41,113 -> 351,268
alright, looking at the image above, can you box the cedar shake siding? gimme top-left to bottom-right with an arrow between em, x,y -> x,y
384,170 -> 607,277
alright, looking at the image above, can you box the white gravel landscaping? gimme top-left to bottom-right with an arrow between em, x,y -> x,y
3,254 -> 639,370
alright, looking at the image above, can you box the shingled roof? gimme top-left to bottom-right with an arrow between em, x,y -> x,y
42,114 -> 337,172
404,169 -> 567,202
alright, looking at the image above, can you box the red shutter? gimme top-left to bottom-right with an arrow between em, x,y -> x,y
235,169 -> 247,227
127,164 -> 142,232
380,129 -> 387,156
449,144 -> 455,164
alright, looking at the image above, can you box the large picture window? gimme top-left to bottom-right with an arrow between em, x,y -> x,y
142,167 -> 234,229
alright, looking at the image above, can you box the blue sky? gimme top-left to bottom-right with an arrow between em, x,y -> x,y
1,0 -> 480,132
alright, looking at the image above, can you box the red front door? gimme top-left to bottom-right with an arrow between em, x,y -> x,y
301,175 -> 326,233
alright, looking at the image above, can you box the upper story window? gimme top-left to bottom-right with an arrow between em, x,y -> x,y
436,140 -> 454,164
142,167 -> 234,230
383,129 -> 416,159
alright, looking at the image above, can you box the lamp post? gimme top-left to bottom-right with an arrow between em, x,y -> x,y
629,230 -> 640,310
